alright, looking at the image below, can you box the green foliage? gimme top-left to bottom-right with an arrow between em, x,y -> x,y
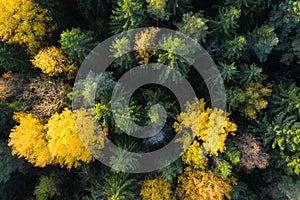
231,181 -> 257,200
2,0 -> 300,199
110,0 -> 146,34
0,103 -> 13,134
212,6 -> 241,36
60,28 -> 97,63
0,141 -> 29,184
226,77 -> 272,118
158,159 -> 183,181
176,12 -> 208,43
259,112 -> 300,175
34,174 -> 60,200
269,1 -> 300,41
214,159 -> 232,178
221,35 -> 247,61
292,36 -> 300,61
224,141 -> 240,165
164,0 -> 190,23
72,71 -> 116,107
249,25 -> 279,62
272,119 -> 300,174
146,0 -> 170,21
218,62 -> 239,83
156,34 -> 194,84
77,0 -> 111,22
0,43 -> 31,72
137,87 -> 178,123
270,82 -> 300,115
103,171 -> 137,200
110,36 -> 136,72
108,138 -> 140,172
270,176 -> 300,200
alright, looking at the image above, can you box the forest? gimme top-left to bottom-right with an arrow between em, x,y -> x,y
0,0 -> 299,199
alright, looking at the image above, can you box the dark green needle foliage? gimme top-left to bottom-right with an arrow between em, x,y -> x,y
103,170 -> 137,200
60,28 -> 97,64
110,0 -> 146,34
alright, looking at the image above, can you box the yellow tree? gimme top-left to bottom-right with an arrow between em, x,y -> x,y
46,108 -> 93,169
0,0 -> 54,53
8,112 -> 52,167
173,98 -> 237,169
31,46 -> 76,78
176,167 -> 235,200
8,109 -> 95,169
140,177 -> 174,200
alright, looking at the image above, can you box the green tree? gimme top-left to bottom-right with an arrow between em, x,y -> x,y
0,43 -> 31,72
248,25 -> 279,62
176,12 -> 208,43
103,171 -> 137,200
0,141 -> 29,184
60,28 -> 97,63
34,174 -> 60,200
110,0 -> 146,34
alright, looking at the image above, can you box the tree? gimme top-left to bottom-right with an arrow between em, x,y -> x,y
269,176 -> 300,200
46,108 -> 93,169
176,12 -> 208,43
156,33 -> 195,84
248,25 -> 279,62
60,28 -> 97,64
234,133 -> 269,171
211,7 -> 241,36
110,35 -> 136,72
0,43 -> 31,72
110,0 -> 146,34
8,112 -> 52,167
76,0 -> 111,23
0,0 -> 54,53
134,27 -> 159,64
174,98 -> 237,157
22,75 -> 71,119
140,177 -> 174,200
34,174 -> 60,200
102,170 -> 137,200
0,73 -> 26,100
0,140 -> 29,184
176,167 -> 235,200
146,0 -> 170,21
31,46 -> 76,78
8,109 -> 94,169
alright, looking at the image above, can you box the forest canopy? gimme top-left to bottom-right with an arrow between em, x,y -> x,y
0,0 -> 299,199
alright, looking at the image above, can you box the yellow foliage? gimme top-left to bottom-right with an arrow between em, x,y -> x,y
8,109 -> 95,169
31,46 -> 76,78
8,112 -> 52,167
46,108 -> 93,169
239,81 -> 272,119
0,0 -> 54,53
181,141 -> 208,169
73,108 -> 106,157
140,177 -> 174,200
176,167 -> 236,200
134,27 -> 159,64
174,98 -> 237,158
